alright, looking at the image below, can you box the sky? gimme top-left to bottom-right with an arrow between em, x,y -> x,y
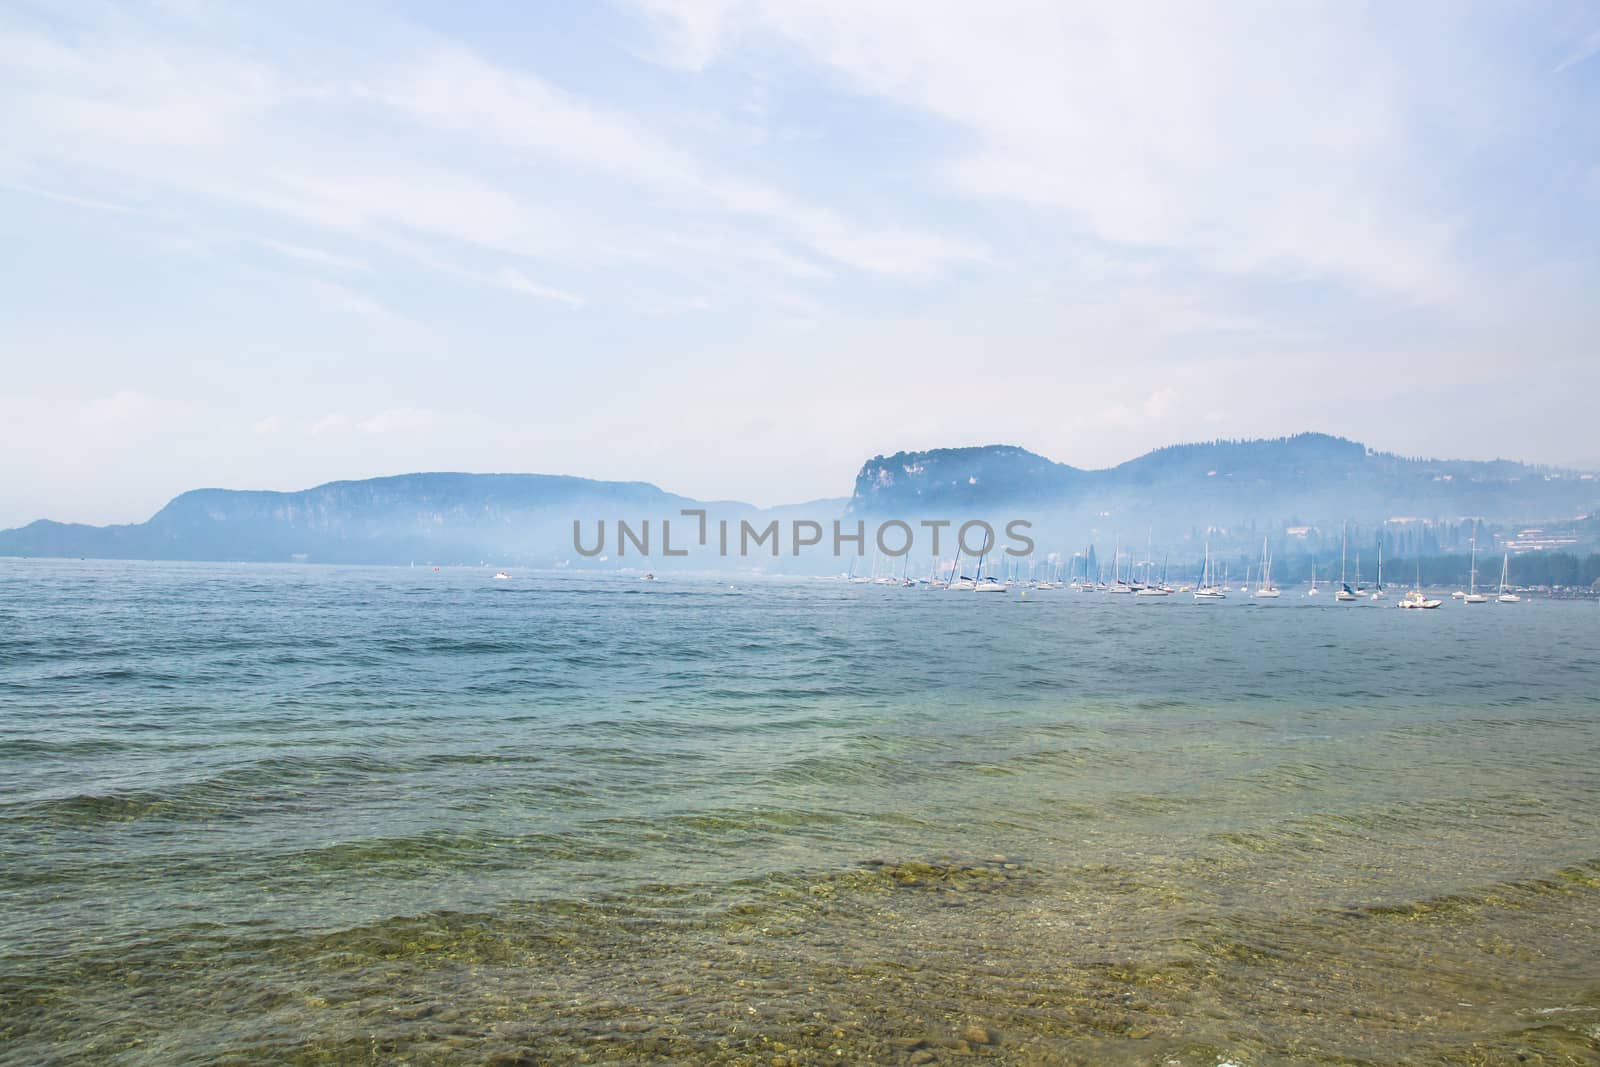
2,1 -> 1599,527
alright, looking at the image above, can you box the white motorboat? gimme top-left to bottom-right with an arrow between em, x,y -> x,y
1399,558 -> 1441,608
1398,588 -> 1442,609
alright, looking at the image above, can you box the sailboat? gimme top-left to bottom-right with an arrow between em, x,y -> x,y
1399,557 -> 1442,609
1253,536 -> 1281,598
1369,540 -> 1386,600
943,549 -> 972,589
1335,526 -> 1359,601
1077,546 -> 1098,591
1127,529 -> 1160,593
1108,543 -> 1134,593
971,550 -> 1006,592
1195,540 -> 1226,600
1497,552 -> 1521,603
1307,559 -> 1319,597
1463,538 -> 1487,603
1137,550 -> 1172,596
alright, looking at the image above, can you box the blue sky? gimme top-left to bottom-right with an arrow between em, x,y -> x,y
2,1 -> 1598,527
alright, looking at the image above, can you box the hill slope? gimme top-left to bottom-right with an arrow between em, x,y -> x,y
0,473 -> 727,565
3,435 -> 1594,566
849,434 -> 1595,526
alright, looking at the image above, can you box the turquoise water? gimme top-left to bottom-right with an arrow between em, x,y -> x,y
2,559 -> 1598,1065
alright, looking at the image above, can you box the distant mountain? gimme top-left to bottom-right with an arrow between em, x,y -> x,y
0,473 -> 772,566
3,435 -> 1595,567
851,434 -> 1597,530
851,445 -> 1085,510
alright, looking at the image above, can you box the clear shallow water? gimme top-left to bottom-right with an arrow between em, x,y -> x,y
1,559 -> 1598,1066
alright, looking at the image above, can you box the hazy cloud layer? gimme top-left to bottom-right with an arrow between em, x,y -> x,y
1,1 -> 1597,526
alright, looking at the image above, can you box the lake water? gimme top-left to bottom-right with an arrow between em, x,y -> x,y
2,559 -> 1598,1065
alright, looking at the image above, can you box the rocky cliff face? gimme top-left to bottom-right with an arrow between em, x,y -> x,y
847,434 -> 1596,527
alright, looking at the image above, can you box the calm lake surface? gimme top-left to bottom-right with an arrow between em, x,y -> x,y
2,559 -> 1598,1065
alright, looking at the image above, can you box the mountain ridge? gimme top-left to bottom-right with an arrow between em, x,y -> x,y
3,434 -> 1595,566
850,433 -> 1594,517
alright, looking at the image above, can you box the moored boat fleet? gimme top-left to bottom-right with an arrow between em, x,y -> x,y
828,532 -> 1532,608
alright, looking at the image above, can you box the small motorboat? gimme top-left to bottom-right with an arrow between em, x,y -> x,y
1399,589 -> 1442,609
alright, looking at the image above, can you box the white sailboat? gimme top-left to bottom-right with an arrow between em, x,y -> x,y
1135,549 -> 1171,596
1463,538 -> 1487,603
1369,540 -> 1386,600
970,550 -> 1006,592
1497,552 -> 1521,603
1335,526 -> 1358,601
944,550 -> 973,589
1195,540 -> 1227,600
1106,537 -> 1133,594
1253,536 -> 1280,598
1076,546 -> 1098,592
1307,559 -> 1319,597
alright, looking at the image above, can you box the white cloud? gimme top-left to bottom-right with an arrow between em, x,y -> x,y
71,390 -> 168,434
1554,27 -> 1600,72
0,182 -> 139,214
304,280 -> 427,337
368,41 -> 985,277
358,408 -> 435,434
1,3 -> 1597,525
1142,388 -> 1178,420
495,268 -> 584,307
256,238 -> 370,272
630,1 -> 1479,301
0,15 -> 979,292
